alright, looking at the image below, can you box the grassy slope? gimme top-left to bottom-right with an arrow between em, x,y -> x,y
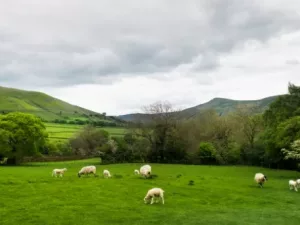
118,95 -> 280,122
180,95 -> 279,118
1,159 -> 300,225
0,86 -> 119,123
45,123 -> 127,142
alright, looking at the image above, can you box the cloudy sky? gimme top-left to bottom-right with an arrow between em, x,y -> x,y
1,0 -> 300,115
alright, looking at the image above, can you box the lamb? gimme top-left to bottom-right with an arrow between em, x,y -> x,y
52,168 -> 67,177
254,173 -> 268,188
289,180 -> 298,192
134,169 -> 140,175
78,165 -> 97,177
144,187 -> 165,205
103,169 -> 111,178
140,165 -> 151,178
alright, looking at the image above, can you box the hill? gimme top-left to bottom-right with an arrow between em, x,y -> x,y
180,95 -> 279,118
0,86 -> 124,125
118,95 -> 280,122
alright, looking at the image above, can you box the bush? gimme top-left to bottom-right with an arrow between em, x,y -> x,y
197,142 -> 217,164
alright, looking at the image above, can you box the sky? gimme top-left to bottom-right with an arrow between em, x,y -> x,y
1,0 -> 300,115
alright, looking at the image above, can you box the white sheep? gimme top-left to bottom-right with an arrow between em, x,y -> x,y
134,169 -> 140,175
144,187 -> 165,205
78,165 -> 97,177
140,165 -> 151,178
103,169 -> 111,178
52,168 -> 67,177
254,173 -> 268,188
289,180 -> 298,192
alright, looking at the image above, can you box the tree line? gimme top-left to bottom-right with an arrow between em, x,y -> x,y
1,82 -> 300,170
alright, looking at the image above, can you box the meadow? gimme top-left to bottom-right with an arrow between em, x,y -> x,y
1,159 -> 300,225
45,123 -> 126,142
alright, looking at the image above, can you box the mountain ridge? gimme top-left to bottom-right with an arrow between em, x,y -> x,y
118,95 -> 280,122
0,85 -> 280,124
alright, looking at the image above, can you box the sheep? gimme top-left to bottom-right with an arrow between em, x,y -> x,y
78,165 -> 97,177
254,173 -> 268,188
144,187 -> 165,205
289,180 -> 298,192
140,165 -> 151,178
52,168 -> 67,177
134,169 -> 140,175
103,169 -> 111,178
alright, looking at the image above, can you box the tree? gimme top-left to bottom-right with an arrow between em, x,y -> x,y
263,82 -> 300,128
282,139 -> 300,160
197,142 -> 217,164
230,105 -> 263,148
210,116 -> 236,164
260,83 -> 300,169
177,109 -> 219,157
275,116 -> 300,149
0,112 -> 48,165
69,125 -> 109,156
143,101 -> 182,162
129,101 -> 183,163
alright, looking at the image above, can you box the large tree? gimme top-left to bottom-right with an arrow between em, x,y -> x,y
0,112 -> 48,164
262,82 -> 300,169
230,105 -> 263,148
129,101 -> 186,162
263,82 -> 300,128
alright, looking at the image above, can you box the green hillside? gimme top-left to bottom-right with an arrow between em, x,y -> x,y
118,95 -> 280,122
0,86 -> 123,125
180,95 -> 279,118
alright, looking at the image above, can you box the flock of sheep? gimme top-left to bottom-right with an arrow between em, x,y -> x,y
51,164 -> 165,205
50,168 -> 298,205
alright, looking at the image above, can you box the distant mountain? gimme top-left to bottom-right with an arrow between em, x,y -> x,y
0,86 -> 124,125
118,96 -> 280,122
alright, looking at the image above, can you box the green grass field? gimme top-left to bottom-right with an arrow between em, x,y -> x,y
45,123 -> 126,142
1,159 -> 300,225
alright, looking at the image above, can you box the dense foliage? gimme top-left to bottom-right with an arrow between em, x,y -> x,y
100,83 -> 300,170
1,83 -> 300,170
0,112 -> 48,164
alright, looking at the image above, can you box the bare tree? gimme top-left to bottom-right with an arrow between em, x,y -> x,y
127,101 -> 184,162
142,100 -> 181,124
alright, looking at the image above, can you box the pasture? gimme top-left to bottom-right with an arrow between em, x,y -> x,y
1,159 -> 300,225
45,123 -> 126,142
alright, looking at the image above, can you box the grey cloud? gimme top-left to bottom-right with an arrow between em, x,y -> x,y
0,0 -> 300,87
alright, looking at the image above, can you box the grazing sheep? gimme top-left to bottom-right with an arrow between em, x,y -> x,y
289,180 -> 298,192
254,173 -> 268,188
52,168 -> 67,177
103,169 -> 111,178
140,165 -> 151,178
78,165 -> 97,177
144,187 -> 165,205
134,169 -> 140,175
